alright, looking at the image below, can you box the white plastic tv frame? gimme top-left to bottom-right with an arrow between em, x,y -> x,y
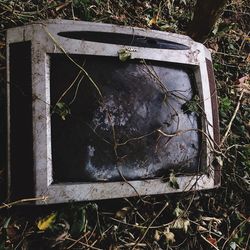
6,20 -> 220,204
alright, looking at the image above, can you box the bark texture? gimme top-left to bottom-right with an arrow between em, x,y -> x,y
188,0 -> 228,42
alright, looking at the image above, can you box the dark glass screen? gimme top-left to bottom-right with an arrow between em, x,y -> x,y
50,55 -> 201,182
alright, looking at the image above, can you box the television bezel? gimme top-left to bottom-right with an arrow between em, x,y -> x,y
6,20 -> 220,204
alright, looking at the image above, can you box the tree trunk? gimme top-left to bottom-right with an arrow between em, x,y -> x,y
188,0 -> 228,42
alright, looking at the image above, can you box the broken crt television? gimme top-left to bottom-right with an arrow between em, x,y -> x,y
6,20 -> 220,204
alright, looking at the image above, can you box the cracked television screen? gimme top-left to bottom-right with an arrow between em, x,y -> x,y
50,54 -> 202,182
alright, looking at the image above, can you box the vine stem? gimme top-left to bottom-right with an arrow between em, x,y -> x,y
220,90 -> 245,147
132,201 -> 169,250
43,26 -> 103,98
0,196 -> 48,209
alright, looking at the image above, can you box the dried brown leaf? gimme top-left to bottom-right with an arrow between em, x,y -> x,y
163,228 -> 175,243
148,15 -> 158,26
246,54 -> 250,63
201,216 -> 222,224
235,75 -> 250,94
55,2 -> 70,12
206,236 -> 218,247
154,229 -> 161,241
172,218 -> 190,233
115,207 -> 131,220
197,225 -> 208,232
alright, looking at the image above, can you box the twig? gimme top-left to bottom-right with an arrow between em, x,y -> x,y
70,1 -> 76,20
122,242 -> 147,247
55,68 -> 83,106
84,122 -> 112,145
200,234 -> 220,250
244,233 -> 250,250
132,201 -> 169,249
190,220 -> 226,239
223,143 -> 247,153
90,239 -> 99,250
107,112 -> 118,159
116,130 -> 155,146
66,232 -> 90,249
141,59 -> 188,102
123,198 -> 146,221
14,221 -> 28,249
239,31 -> 250,52
117,166 -> 142,199
157,127 -> 223,156
0,196 -> 48,209
69,74 -> 84,105
65,237 -> 102,250
110,217 -> 174,229
220,90 -> 245,147
182,191 -> 196,217
221,219 -> 248,250
211,50 -> 246,58
157,129 -> 181,137
43,26 -> 103,98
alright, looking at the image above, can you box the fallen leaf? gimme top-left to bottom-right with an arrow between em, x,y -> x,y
118,48 -> 131,62
208,42 -> 219,52
54,102 -> 71,120
201,216 -> 222,224
148,15 -> 158,27
111,14 -> 126,22
169,172 -> 180,189
197,225 -> 208,232
109,245 -> 119,250
173,203 -> 184,217
235,75 -> 250,94
37,212 -> 57,231
70,207 -> 87,236
163,228 -> 175,243
206,236 -> 218,247
0,41 -> 5,49
154,229 -> 161,241
6,224 -> 20,242
55,2 -> 70,12
3,217 -> 11,229
246,53 -> 250,63
215,156 -> 223,168
54,231 -> 69,245
229,241 -> 237,250
159,24 -> 176,32
245,120 -> 250,133
172,218 -> 190,233
115,207 -> 131,220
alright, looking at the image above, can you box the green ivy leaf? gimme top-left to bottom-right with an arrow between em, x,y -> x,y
169,172 -> 180,189
118,48 -> 131,62
53,102 -> 71,120
173,203 -> 184,217
229,241 -> 237,250
69,207 -> 87,237
220,96 -> 233,113
182,95 -> 200,115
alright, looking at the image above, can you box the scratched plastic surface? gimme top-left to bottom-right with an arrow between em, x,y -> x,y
50,55 -> 201,182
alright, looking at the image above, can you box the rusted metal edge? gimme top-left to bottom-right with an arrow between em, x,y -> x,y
206,58 -> 221,187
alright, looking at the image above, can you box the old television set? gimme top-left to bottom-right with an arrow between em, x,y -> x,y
6,20 -> 220,204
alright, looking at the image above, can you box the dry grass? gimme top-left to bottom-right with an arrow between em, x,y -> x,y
0,0 -> 249,249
